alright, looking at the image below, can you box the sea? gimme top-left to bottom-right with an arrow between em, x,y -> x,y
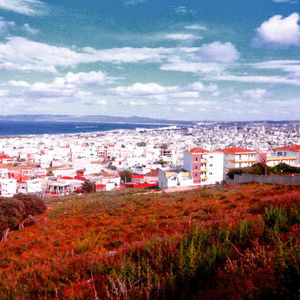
0,121 -> 168,136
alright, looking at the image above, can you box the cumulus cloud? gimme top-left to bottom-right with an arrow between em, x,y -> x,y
109,81 -> 218,103
242,88 -> 267,100
160,42 -> 239,74
197,41 -> 240,63
0,37 -> 174,72
0,0 -> 47,16
8,80 -> 30,87
255,13 -> 300,46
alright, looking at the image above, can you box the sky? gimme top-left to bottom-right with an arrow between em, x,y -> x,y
0,0 -> 299,121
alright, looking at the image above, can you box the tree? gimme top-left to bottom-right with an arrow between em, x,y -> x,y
14,194 -> 47,229
81,181 -> 96,193
0,194 -> 47,242
120,170 -> 132,183
0,198 -> 24,242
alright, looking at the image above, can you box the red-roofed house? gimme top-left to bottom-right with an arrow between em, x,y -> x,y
268,145 -> 300,167
218,147 -> 259,177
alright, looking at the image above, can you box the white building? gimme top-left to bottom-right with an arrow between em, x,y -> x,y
158,169 -> 193,189
268,145 -> 300,167
217,147 -> 260,178
0,178 -> 17,197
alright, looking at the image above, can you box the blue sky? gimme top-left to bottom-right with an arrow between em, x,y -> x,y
0,0 -> 299,120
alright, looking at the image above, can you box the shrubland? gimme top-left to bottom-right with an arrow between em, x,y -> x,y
0,183 -> 299,299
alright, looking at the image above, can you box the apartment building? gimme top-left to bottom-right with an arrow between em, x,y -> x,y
183,147 -> 224,185
217,147 -> 259,178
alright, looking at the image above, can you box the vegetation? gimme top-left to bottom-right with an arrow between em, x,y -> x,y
81,181 -> 96,193
0,194 -> 46,242
0,184 -> 299,299
228,162 -> 300,179
120,170 -> 132,183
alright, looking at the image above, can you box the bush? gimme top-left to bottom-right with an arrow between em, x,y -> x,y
0,194 -> 47,242
120,170 -> 132,183
81,181 -> 96,193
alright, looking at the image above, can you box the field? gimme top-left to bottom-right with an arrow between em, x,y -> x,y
0,183 -> 299,299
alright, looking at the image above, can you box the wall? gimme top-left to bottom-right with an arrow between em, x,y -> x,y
234,173 -> 300,184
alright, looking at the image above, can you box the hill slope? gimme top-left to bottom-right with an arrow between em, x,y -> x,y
0,184 -> 299,299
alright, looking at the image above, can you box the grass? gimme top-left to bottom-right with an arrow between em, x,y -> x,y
0,183 -> 299,299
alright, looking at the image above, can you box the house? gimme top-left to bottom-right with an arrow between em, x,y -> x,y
44,179 -> 83,196
0,178 -> 17,197
183,147 -> 224,185
158,169 -> 193,189
268,145 -> 300,167
217,147 -> 259,178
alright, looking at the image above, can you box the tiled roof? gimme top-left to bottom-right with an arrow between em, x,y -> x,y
275,145 -> 300,152
189,147 -> 209,153
218,147 -> 257,154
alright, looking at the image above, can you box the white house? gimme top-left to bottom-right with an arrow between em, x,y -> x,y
158,169 -> 193,189
0,178 -> 17,197
268,145 -> 300,167
217,147 -> 259,178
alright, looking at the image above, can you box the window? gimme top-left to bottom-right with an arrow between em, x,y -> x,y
195,157 -> 198,161
209,155 -> 213,159
209,172 -> 212,175
195,166 -> 198,169
195,173 -> 198,177
209,164 -> 213,167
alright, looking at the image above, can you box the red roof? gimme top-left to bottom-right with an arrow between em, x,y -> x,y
189,147 -> 209,153
275,145 -> 300,152
218,147 -> 257,154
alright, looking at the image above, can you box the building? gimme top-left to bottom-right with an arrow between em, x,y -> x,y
0,178 -> 17,197
183,147 -> 224,185
218,147 -> 259,178
268,145 -> 300,167
158,169 -> 193,189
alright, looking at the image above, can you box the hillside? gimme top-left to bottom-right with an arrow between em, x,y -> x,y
0,184 -> 299,299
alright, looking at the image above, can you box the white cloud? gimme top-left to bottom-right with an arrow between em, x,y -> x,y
165,33 -> 200,41
213,74 -> 300,85
122,0 -> 147,5
256,13 -> 300,46
22,23 -> 38,34
197,41 -> 240,63
0,37 -> 175,72
96,99 -> 107,105
109,81 -> 218,103
64,71 -> 110,86
242,88 -> 267,100
160,42 -> 239,74
252,60 -> 300,77
185,24 -> 206,31
0,0 -> 47,16
8,80 -> 30,87
174,6 -> 195,15
0,17 -> 14,35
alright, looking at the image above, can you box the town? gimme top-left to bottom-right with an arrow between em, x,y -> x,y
0,121 -> 299,197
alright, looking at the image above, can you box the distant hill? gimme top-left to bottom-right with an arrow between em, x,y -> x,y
0,114 -> 195,125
